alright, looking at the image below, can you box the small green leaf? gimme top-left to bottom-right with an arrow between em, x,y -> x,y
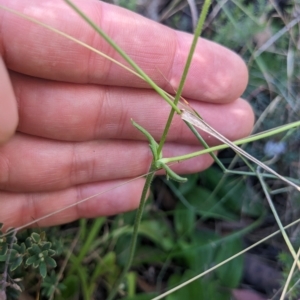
20,243 -> 26,254
29,244 -> 41,255
41,242 -> 51,251
26,255 -> 38,266
39,261 -> 47,278
48,249 -> 56,257
10,257 -> 23,271
12,244 -> 21,252
33,260 -> 40,268
9,249 -> 19,259
31,232 -> 41,243
25,237 -> 32,248
45,256 -> 57,268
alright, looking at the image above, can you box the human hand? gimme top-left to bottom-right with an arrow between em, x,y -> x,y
0,0 -> 254,229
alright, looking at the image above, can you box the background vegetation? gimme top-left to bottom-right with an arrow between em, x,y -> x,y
1,0 -> 300,299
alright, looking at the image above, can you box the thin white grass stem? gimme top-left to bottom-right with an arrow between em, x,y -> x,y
0,4 -> 182,112
257,168 -> 300,270
152,217 -> 300,300
280,247 -> 300,300
0,172 -> 153,237
282,272 -> 300,299
181,109 -> 300,191
0,4 -> 143,81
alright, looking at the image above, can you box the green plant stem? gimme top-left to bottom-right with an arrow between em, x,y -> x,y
64,0 -> 181,114
160,120 -> 300,164
157,0 -> 211,155
107,167 -> 156,300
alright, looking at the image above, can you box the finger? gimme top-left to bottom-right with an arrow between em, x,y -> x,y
0,0 -> 248,103
13,73 -> 254,143
0,133 -> 213,192
0,57 -> 18,144
0,178 -> 145,230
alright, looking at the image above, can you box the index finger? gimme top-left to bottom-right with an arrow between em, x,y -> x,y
0,0 -> 248,103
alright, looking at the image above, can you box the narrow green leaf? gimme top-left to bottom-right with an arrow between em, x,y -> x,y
157,161 -> 187,183
131,119 -> 159,160
215,238 -> 244,288
174,201 -> 196,236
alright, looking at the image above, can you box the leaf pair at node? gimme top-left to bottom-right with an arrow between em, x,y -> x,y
131,120 -> 187,183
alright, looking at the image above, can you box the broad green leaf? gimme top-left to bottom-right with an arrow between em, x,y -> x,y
174,201 -> 196,237
180,230 -> 219,272
215,238 -> 244,288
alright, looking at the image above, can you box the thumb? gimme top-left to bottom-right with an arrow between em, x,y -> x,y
0,56 -> 18,144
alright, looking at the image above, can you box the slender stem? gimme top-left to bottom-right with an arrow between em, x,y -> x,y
161,120 -> 300,164
64,0 -> 181,114
107,167 -> 156,300
157,0 -> 211,155
280,247 -> 300,300
226,170 -> 299,182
